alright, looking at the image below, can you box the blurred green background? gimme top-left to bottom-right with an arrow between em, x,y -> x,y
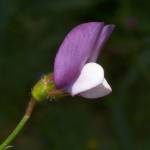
0,0 -> 150,149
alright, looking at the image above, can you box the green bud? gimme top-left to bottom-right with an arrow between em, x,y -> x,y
32,74 -> 55,101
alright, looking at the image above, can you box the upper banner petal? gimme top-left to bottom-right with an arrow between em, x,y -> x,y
89,24 -> 115,62
54,22 -> 104,88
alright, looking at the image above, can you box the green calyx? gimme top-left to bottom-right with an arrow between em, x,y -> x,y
31,74 -> 56,101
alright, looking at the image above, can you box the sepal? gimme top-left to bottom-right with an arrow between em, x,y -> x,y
32,74 -> 65,101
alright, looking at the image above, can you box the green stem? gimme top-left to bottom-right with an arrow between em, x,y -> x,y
0,116 -> 29,150
0,98 -> 36,150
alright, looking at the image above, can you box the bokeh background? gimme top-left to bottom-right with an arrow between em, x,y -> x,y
0,0 -> 150,149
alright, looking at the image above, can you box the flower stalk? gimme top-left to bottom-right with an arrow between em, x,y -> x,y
0,98 -> 36,150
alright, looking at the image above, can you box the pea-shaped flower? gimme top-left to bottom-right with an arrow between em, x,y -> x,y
0,22 -> 115,150
54,22 -> 115,99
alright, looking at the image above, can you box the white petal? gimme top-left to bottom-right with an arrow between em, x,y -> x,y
67,62 -> 104,96
80,78 -> 112,99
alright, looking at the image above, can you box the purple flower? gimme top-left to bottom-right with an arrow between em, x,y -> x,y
54,22 -> 115,99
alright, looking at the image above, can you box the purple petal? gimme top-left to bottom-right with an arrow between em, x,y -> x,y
89,24 -> 115,62
54,22 -> 104,88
